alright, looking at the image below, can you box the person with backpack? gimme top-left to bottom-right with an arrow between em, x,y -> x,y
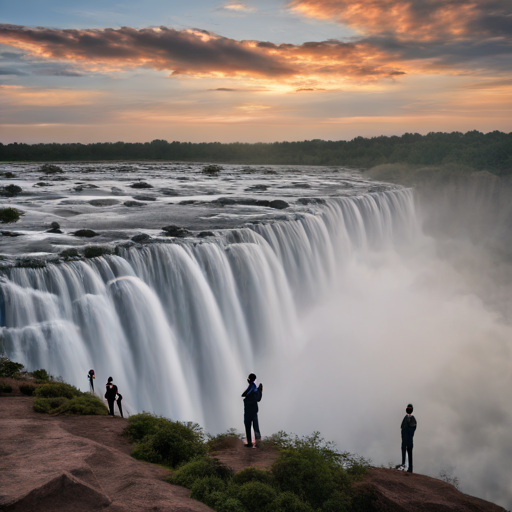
88,369 -> 95,392
104,377 -> 118,416
242,373 -> 263,447
398,403 -> 417,473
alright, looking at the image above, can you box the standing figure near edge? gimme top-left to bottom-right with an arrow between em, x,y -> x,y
242,373 -> 263,447
399,403 -> 417,473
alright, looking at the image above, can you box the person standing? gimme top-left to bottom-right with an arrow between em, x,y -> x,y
105,377 -> 118,417
88,369 -> 95,392
242,373 -> 263,447
400,403 -> 417,473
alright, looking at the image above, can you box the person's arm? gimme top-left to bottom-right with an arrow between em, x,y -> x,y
256,383 -> 263,401
242,385 -> 251,397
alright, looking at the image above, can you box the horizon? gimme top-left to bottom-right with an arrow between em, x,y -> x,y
1,0 -> 511,143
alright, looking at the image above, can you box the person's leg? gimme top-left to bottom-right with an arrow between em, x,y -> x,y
407,446 -> 413,473
401,443 -> 406,466
253,414 -> 261,441
108,399 -> 115,416
244,411 -> 253,446
117,398 -> 123,418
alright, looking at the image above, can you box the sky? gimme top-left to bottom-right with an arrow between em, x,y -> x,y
0,0 -> 511,143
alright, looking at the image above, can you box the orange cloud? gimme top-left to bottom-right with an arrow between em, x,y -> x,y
0,24 -> 405,85
288,0 -> 512,41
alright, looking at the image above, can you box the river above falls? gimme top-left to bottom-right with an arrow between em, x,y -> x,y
0,161 -> 395,261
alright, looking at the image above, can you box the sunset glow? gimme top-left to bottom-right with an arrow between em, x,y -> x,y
0,0 -> 510,142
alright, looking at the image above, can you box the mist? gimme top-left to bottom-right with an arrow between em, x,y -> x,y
263,171 -> 512,508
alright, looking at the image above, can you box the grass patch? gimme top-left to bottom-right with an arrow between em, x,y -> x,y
54,394 -> 108,415
207,429 -> 243,451
33,396 -> 69,413
34,382 -> 81,399
0,207 -> 24,223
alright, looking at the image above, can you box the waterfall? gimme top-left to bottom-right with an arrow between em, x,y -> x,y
0,189 -> 417,432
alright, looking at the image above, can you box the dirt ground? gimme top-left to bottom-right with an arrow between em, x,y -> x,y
0,397 -> 212,512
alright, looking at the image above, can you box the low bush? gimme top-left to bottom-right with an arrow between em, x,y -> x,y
207,429 -> 243,451
190,476 -> 226,504
40,163 -> 64,174
33,396 -> 68,413
170,456 -> 233,488
237,481 -> 277,512
19,383 -> 38,396
32,369 -> 50,382
54,394 -> 108,415
0,357 -> 24,377
0,207 -> 24,223
0,383 -> 13,393
34,382 -> 81,399
232,468 -> 274,486
124,412 -> 171,442
127,413 -> 207,468
272,491 -> 314,512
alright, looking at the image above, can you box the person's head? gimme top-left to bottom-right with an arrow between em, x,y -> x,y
108,376 -> 113,383
406,404 -> 413,414
248,373 -> 257,383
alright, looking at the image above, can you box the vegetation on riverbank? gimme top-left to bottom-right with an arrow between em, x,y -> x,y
1,131 -> 511,173
0,357 -> 107,415
126,413 -> 374,512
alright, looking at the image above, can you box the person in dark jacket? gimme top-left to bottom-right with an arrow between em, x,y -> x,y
88,369 -> 95,392
105,376 -> 118,416
400,403 -> 417,473
242,373 -> 263,447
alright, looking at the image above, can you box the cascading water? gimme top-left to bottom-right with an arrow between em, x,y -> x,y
0,189 -> 416,432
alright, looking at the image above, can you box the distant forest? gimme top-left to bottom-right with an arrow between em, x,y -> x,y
1,131 -> 511,173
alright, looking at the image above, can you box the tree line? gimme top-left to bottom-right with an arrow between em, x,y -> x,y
1,130 -> 511,173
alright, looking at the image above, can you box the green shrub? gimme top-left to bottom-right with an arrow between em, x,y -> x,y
237,481 -> 277,512
190,476 -> 226,503
233,468 -> 274,486
209,494 -> 246,512
40,163 -> 64,174
169,456 -> 233,488
349,485 -> 378,512
321,491 -> 352,512
0,357 -> 24,377
54,394 -> 108,415
271,447 -> 336,509
32,369 -> 50,382
34,382 -> 81,399
19,383 -> 38,396
124,412 -> 170,442
33,396 -> 68,413
0,383 -> 13,393
208,429 -> 242,451
272,491 -> 315,512
0,207 -> 24,223
129,415 -> 207,467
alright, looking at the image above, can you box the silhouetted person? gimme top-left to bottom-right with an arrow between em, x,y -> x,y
105,377 -> 118,416
242,373 -> 263,447
88,369 -> 95,392
116,393 -> 124,418
400,403 -> 417,473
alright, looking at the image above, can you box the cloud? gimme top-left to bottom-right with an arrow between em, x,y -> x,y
288,0 -> 512,40
287,0 -> 512,73
0,24 -> 406,85
0,84 -> 104,106
217,2 -> 256,14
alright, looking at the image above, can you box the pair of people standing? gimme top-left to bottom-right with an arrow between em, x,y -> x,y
104,376 -> 123,417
